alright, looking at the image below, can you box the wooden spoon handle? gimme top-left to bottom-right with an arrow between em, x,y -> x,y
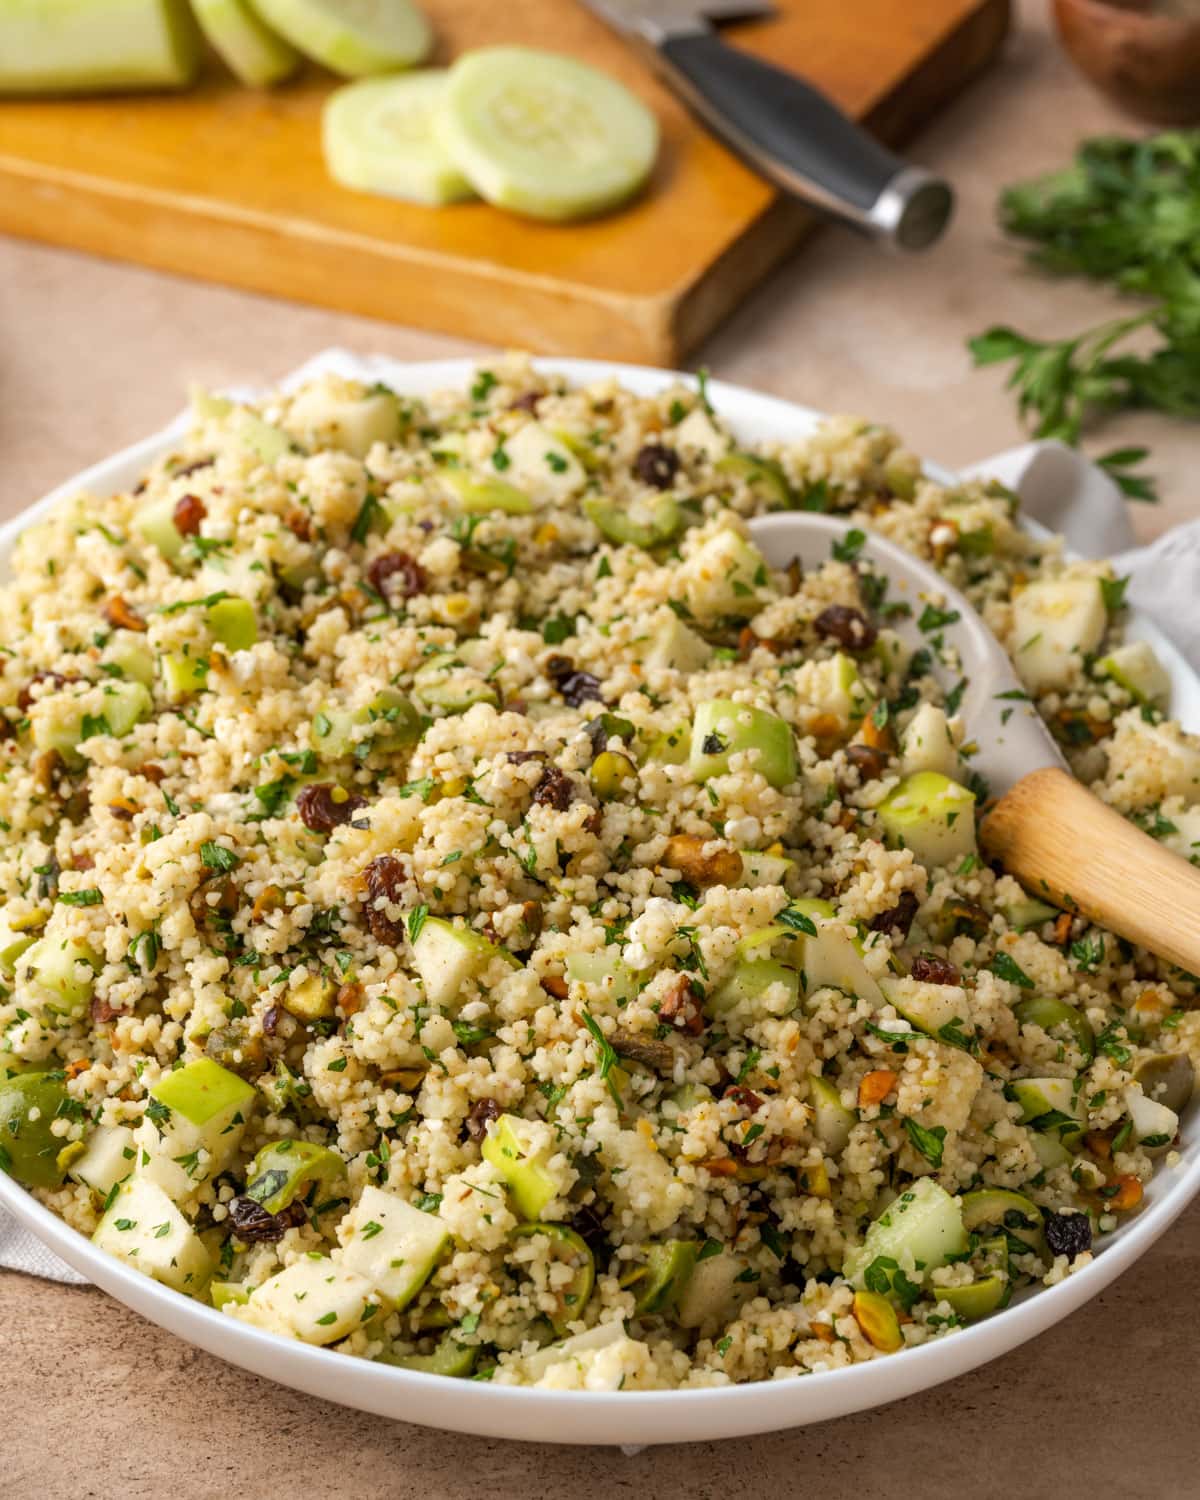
980,766 -> 1200,977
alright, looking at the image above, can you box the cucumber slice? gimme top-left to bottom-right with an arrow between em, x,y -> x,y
323,72 -> 475,206
246,0 -> 430,76
438,47 -> 659,223
190,0 -> 299,85
0,0 -> 201,94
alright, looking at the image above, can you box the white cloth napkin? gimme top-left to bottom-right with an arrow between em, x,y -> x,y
3,436 -> 1197,1287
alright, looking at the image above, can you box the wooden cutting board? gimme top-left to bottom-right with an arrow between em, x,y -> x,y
0,0 -> 1009,364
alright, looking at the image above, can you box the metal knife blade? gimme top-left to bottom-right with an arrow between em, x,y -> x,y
583,0 -> 775,42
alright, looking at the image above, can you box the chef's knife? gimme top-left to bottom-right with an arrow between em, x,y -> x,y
581,0 -> 953,249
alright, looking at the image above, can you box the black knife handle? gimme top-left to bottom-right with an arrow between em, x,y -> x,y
655,29 -> 952,249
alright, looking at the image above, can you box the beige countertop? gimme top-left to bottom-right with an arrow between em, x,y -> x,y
3,1 -> 1198,1492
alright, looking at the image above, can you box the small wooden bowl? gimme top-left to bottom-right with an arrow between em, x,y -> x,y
1053,0 -> 1200,124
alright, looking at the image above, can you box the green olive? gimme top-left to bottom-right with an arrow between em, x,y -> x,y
634,1240 -> 699,1316
0,1072 -> 70,1188
1134,1053 -> 1195,1116
588,750 -> 636,801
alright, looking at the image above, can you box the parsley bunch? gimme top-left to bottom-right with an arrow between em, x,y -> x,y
969,130 -> 1200,500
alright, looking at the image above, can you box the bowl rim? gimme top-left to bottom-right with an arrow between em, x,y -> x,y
2,350 -> 1198,1446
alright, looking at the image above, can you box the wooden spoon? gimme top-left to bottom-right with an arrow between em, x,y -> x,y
749,512 -> 1200,976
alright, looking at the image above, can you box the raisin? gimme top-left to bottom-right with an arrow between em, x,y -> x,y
362,854 -> 408,944
367,549 -> 427,602
1043,1210 -> 1093,1260
465,1097 -> 502,1142
532,765 -> 576,811
261,1005 -> 282,1037
813,605 -> 877,653
295,783 -> 367,832
659,975 -> 706,1036
633,442 -> 679,490
846,743 -> 889,782
172,493 -> 207,536
871,890 -> 920,940
910,953 -> 960,985
546,655 -> 604,708
228,1196 -> 307,1244
103,596 -> 147,632
90,996 -> 127,1025
724,1084 -> 764,1114
509,390 -> 542,413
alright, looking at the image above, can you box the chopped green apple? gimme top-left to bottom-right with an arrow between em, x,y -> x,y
1012,995 -> 1094,1062
998,891 -> 1060,931
31,680 -> 152,762
412,652 -> 499,714
0,908 -> 40,977
680,530 -> 771,620
1122,1086 -> 1178,1153
1006,1077 -> 1082,1147
638,615 -> 712,674
876,771 -> 977,870
792,900 -> 885,1007
244,1138 -> 344,1213
22,935 -> 100,1015
0,1072 -> 70,1187
287,378 -> 402,458
135,1057 -> 255,1201
565,950 -> 634,1005
1010,576 -> 1106,694
807,651 -> 866,723
69,1123 -> 137,1197
339,1184 -> 449,1310
440,471 -> 534,516
512,1222 -> 595,1332
104,638 -> 156,687
410,916 -> 512,1007
135,494 -> 187,563
737,851 -> 795,889
808,1073 -> 855,1153
1097,640 -> 1170,708
959,1188 -> 1044,1251
674,407 -> 729,462
93,1176 -> 212,1293
709,958 -> 800,1017
675,1246 -> 750,1331
482,1113 -> 569,1221
518,1319 -> 629,1380
690,700 -> 796,789
844,1178 -> 967,1292
879,975 -> 974,1048
245,1255 -> 375,1344
503,422 -> 585,504
583,495 -> 681,551
899,703 -> 959,779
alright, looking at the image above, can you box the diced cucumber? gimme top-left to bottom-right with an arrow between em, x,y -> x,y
70,1123 -> 137,1196
808,1073 -> 855,1154
738,851 -> 795,889
339,1184 -> 449,1310
135,494 -> 187,563
482,1114 -> 568,1221
633,1240 -> 698,1317
438,47 -> 658,222
410,916 -> 511,1006
207,596 -> 258,651
1010,577 -> 1106,694
513,1222 -> 595,1332
135,1058 -> 256,1202
844,1178 -> 967,1290
899,703 -> 959,779
245,1255 -> 374,1344
31,680 -> 152,762
675,1247 -> 750,1331
680,530 -> 772,620
386,1332 -> 477,1376
503,422 -> 585,504
715,451 -> 790,506
709,958 -> 799,1017
876,771 -> 977,870
584,495 -> 681,551
0,0 -> 201,94
22,935 -> 100,1015
288,377 -> 405,457
247,0 -> 431,75
879,975 -> 973,1048
638,615 -> 712,675
690,700 -> 796,790
565,950 -> 634,1005
1013,995 -> 1095,1062
244,1138 -> 344,1212
1097,640 -> 1171,708
440,470 -> 533,516
0,1073 -> 70,1187
93,1176 -> 211,1293
190,0 -> 299,84
412,652 -> 498,713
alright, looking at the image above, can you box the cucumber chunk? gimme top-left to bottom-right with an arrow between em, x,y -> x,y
323,72 -> 475,206
0,0 -> 201,94
438,47 -> 659,222
247,0 -> 431,75
207,596 -> 258,651
1013,995 -> 1094,1062
190,0 -> 299,84
960,1188 -> 1044,1254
